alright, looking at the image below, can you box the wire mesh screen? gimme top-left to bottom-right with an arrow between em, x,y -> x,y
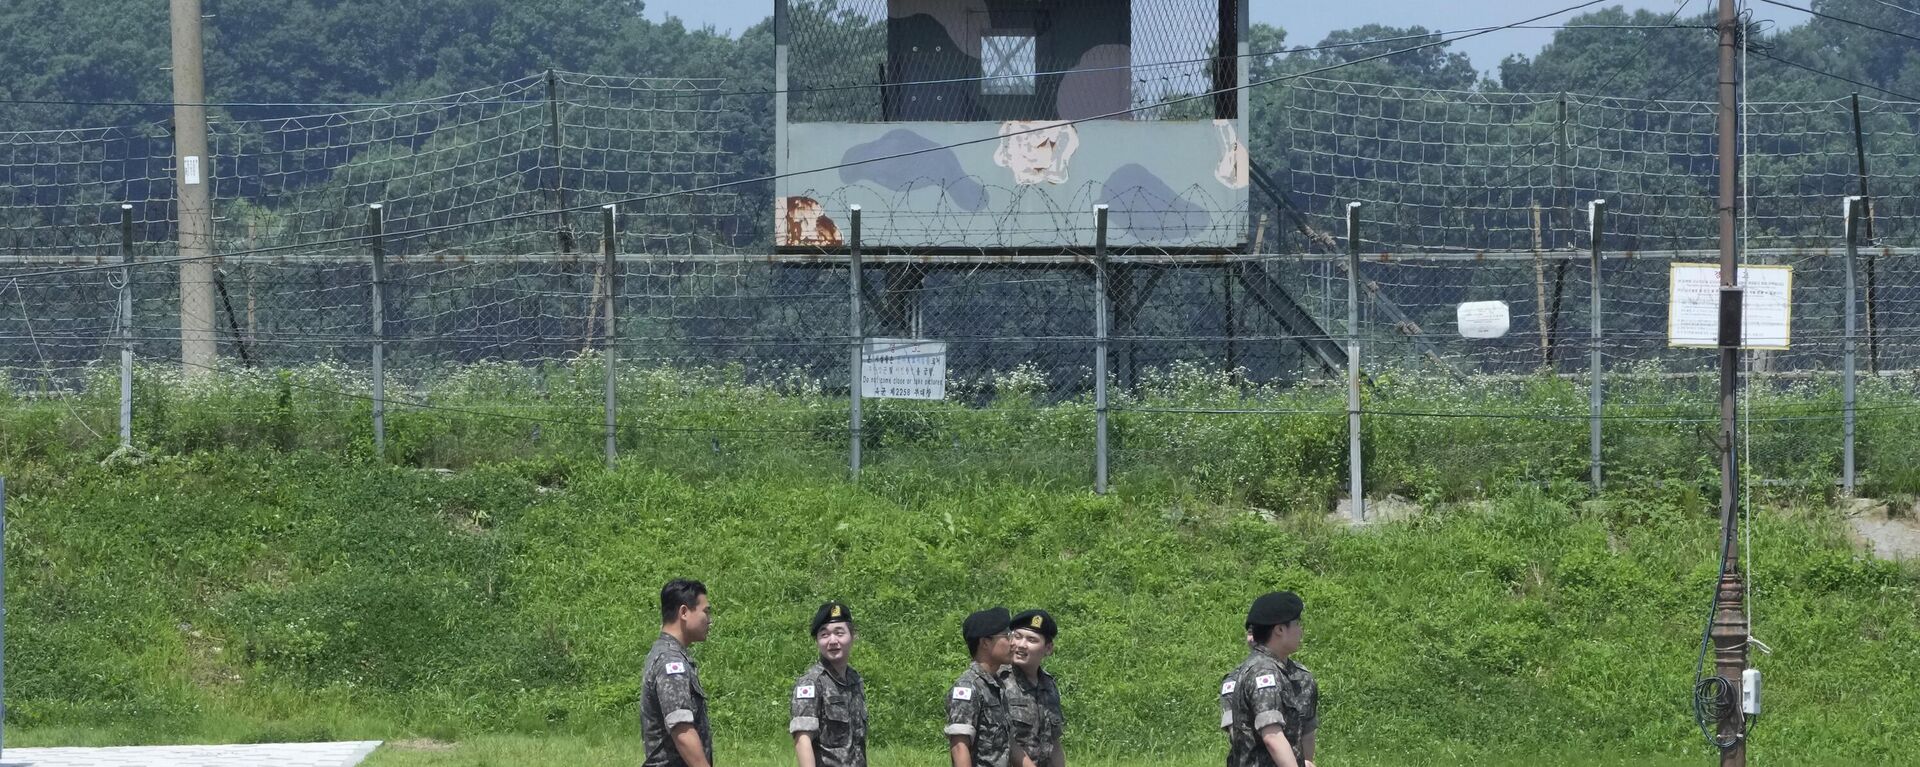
209,76 -> 551,259
1,125 -> 176,257
7,68 -> 1920,492
1270,78 -> 1920,255
786,0 -> 1234,123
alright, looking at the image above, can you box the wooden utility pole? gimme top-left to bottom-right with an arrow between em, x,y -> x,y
1712,0 -> 1750,763
170,0 -> 217,375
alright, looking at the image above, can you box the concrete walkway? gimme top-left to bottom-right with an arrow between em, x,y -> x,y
0,741 -> 382,767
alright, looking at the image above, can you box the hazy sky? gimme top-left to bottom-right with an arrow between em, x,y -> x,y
642,1 -> 1810,77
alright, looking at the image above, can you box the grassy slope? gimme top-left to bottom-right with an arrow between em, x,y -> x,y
1,450 -> 1916,765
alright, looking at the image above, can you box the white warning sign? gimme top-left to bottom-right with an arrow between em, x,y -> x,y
861,339 -> 946,400
1668,263 -> 1792,350
1456,300 -> 1511,339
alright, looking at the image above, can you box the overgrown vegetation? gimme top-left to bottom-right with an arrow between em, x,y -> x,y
10,360 -> 1920,503
1,365 -> 1918,764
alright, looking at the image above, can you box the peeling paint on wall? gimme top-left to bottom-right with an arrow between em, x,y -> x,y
993,121 -> 1080,185
1213,119 -> 1248,190
776,196 -> 842,247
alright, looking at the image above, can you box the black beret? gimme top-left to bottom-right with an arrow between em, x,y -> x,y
811,601 -> 853,636
963,606 -> 1012,640
1011,609 -> 1057,640
1246,591 -> 1303,628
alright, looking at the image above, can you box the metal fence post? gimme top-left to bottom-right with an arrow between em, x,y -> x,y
1093,205 -> 1111,495
602,204 -> 618,468
367,204 -> 386,461
1588,199 -> 1606,494
1345,202 -> 1364,521
119,204 -> 136,448
848,205 -> 864,482
1843,195 -> 1862,496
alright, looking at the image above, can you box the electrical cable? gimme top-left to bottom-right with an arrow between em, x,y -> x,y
1865,0 -> 1920,18
0,24 -> 1712,110
1429,0 -> 1714,218
1756,0 -> 1920,44
1749,50 -> 1920,101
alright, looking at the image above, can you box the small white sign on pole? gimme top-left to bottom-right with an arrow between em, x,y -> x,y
1668,263 -> 1792,350
861,338 -> 946,400
182,156 -> 203,185
1456,300 -> 1511,339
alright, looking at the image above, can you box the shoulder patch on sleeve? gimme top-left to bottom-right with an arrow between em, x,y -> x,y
665,661 -> 687,675
1255,673 -> 1277,690
1221,680 -> 1237,695
796,684 -> 816,699
951,686 -> 974,701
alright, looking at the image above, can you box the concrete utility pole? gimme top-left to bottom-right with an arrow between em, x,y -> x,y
1712,0 -> 1750,764
170,0 -> 217,376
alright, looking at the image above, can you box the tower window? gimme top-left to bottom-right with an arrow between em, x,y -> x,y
981,34 -> 1037,95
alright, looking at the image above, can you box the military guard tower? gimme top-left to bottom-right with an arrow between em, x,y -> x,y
771,0 -> 1251,251
775,0 -> 1343,375
777,0 -> 1250,252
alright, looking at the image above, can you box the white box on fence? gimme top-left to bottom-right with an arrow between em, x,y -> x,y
861,339 -> 946,400
1667,263 -> 1792,350
1456,300 -> 1511,339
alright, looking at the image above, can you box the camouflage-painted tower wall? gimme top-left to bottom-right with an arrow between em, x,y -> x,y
776,0 -> 1251,255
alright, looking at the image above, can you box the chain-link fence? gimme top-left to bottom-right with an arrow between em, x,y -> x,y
6,70 -> 1920,503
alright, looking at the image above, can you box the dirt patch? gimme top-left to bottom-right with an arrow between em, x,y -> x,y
1333,495 -> 1422,527
388,738 -> 457,752
176,621 -> 243,689
1843,499 -> 1920,561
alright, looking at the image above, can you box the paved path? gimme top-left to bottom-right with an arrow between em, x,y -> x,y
0,741 -> 382,767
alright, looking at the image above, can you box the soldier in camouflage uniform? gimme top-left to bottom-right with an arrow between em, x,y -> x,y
642,579 -> 715,767
947,607 -> 1024,767
1219,591 -> 1318,767
1004,609 -> 1066,767
790,601 -> 868,767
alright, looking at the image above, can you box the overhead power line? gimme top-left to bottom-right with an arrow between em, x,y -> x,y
1755,0 -> 1920,44
1865,0 -> 1920,18
0,22 -> 1709,110
1427,0 -> 1706,216
1752,49 -> 1920,102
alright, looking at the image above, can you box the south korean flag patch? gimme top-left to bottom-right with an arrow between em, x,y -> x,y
796,684 -> 817,700
665,661 -> 687,675
951,686 -> 974,702
1220,680 -> 1237,695
1254,673 -> 1278,690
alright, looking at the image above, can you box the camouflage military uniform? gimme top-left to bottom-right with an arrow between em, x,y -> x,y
1002,667 -> 1065,767
1219,647 -> 1318,767
789,661 -> 868,767
946,662 -> 1014,767
641,632 -> 712,767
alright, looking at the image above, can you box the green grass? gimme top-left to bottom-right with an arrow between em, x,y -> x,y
2,363 -> 1918,765
352,736 -> 1714,767
13,359 -> 1920,505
